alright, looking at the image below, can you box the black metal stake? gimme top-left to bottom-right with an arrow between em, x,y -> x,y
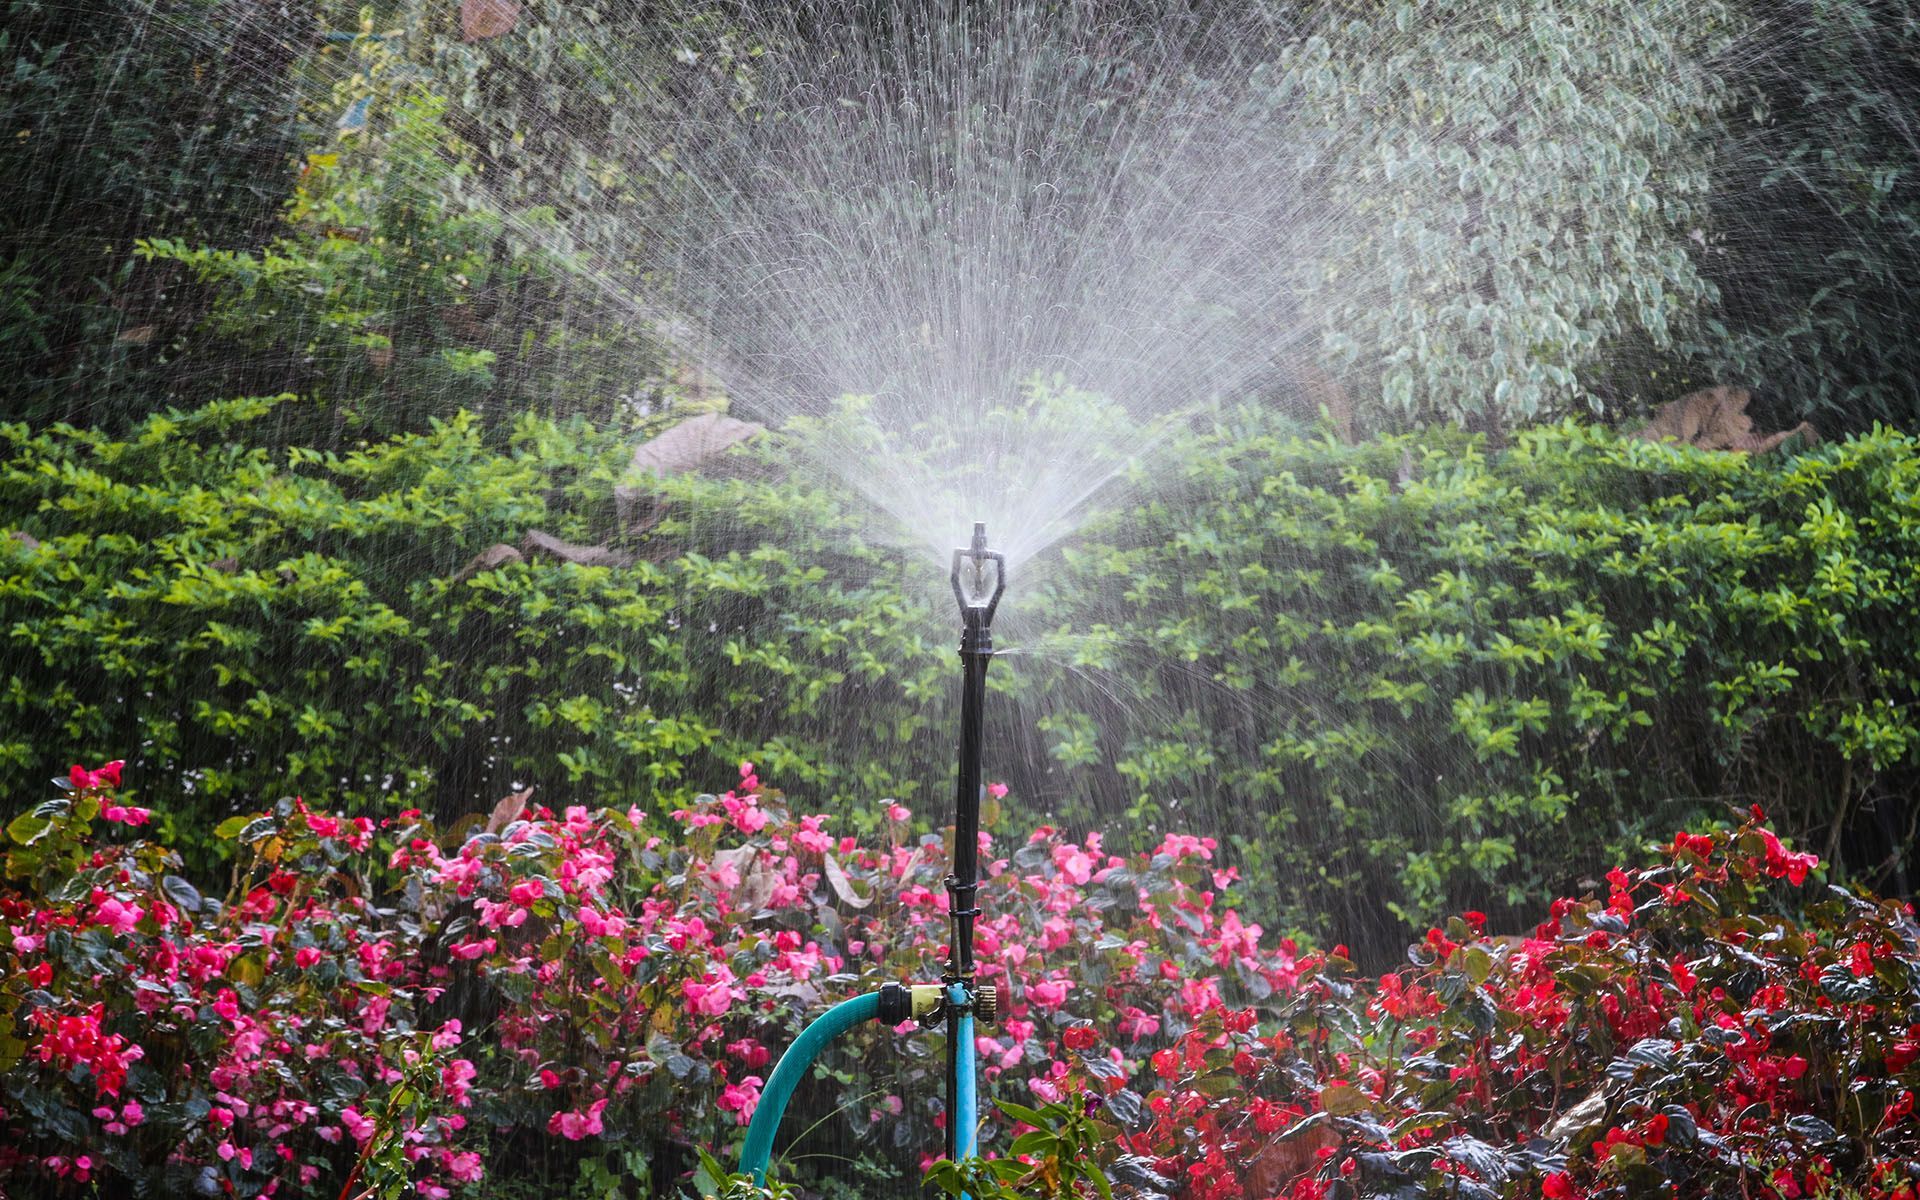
945,520 -> 1004,1163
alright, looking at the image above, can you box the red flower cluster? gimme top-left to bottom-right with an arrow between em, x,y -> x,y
1043,814 -> 1920,1200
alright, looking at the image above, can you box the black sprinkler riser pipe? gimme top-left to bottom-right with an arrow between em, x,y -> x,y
945,521 -> 1005,1166
949,611 -> 990,982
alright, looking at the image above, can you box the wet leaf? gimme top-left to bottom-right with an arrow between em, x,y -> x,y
1320,1083 -> 1371,1116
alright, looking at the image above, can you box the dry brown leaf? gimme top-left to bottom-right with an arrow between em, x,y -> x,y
823,853 -> 874,909
485,787 -> 533,835
615,413 -> 766,534
460,0 -> 519,41
450,542 -> 524,584
520,530 -> 635,568
1245,1123 -> 1342,1195
630,412 -> 765,478
1545,1091 -> 1609,1143
1294,358 -> 1355,444
1634,386 -> 1817,455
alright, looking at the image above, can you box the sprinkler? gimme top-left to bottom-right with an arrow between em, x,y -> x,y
738,522 -> 1007,1189
943,520 -> 1006,1163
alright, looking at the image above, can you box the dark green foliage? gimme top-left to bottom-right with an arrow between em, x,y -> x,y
0,0 -> 308,426
1705,0 -> 1920,434
4,396 -> 1917,959
132,19 -> 673,441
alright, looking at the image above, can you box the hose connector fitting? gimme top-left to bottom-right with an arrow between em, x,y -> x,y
877,981 -> 914,1025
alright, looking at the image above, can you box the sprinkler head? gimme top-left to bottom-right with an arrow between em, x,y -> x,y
950,521 -> 1006,621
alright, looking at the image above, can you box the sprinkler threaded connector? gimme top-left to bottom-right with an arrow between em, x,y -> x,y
974,984 -> 998,1024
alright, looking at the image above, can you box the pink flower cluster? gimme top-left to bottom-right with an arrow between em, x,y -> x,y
3,756 -> 1310,1197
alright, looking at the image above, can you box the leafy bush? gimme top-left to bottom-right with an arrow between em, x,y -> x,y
3,397 -> 1918,953
1706,0 -> 1920,434
1055,810 -> 1920,1200
0,0 -> 310,424
1025,413 -> 1920,943
1281,0 -> 1736,426
0,394 -> 952,851
0,758 -> 1299,1196
131,14 -> 670,441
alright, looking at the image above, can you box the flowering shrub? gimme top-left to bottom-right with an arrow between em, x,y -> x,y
0,760 -> 1300,1195
10,762 -> 1908,1200
1056,812 -> 1920,1200
385,761 -> 1300,1178
1,765 -> 481,1198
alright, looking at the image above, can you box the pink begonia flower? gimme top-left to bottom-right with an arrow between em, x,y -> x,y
683,966 -> 740,1018
12,932 -> 43,954
68,761 -> 123,790
100,804 -> 150,826
726,797 -> 769,835
91,897 -> 142,935
444,1151 -> 484,1183
1027,979 -> 1071,1011
448,937 -> 496,960
305,814 -> 341,838
417,1183 -> 450,1199
547,1098 -> 608,1140
341,1107 -> 378,1144
1028,1059 -> 1071,1104
359,994 -> 391,1035
717,1075 -> 764,1125
1052,844 -> 1094,886
792,816 -> 832,855
578,905 -> 627,938
704,856 -> 742,891
294,947 -> 322,969
1179,974 -> 1223,1015
987,782 -> 1008,799
886,802 -> 911,822
507,878 -> 544,907
725,1038 -> 771,1070
1117,1006 -> 1162,1042
441,1058 -> 477,1106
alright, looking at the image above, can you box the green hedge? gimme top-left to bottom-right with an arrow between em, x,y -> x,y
1025,416 -> 1920,942
0,394 -> 950,844
3,396 -> 1917,955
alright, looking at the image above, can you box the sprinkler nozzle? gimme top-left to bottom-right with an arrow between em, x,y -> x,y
950,521 -> 1006,620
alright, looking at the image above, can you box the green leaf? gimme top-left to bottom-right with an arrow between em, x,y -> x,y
6,811 -> 53,846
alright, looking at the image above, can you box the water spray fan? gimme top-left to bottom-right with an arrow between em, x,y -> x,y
739,523 -> 1006,1189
